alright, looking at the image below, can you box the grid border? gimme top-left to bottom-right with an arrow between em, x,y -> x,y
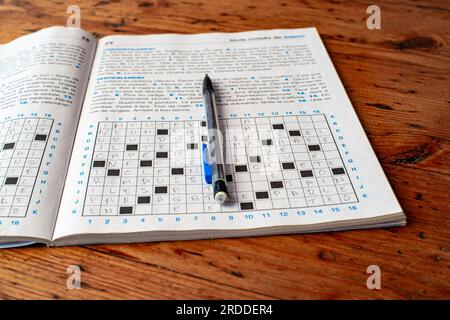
82,115 -> 359,216
0,117 -> 54,218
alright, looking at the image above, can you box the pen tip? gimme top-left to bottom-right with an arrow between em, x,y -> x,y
203,74 -> 213,91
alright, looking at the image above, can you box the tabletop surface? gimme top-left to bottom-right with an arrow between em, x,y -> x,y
0,0 -> 449,299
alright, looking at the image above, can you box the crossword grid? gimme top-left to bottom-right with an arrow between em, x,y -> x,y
83,115 -> 358,216
0,118 -> 53,217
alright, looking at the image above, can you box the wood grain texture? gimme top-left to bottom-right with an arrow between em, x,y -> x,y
0,0 -> 449,299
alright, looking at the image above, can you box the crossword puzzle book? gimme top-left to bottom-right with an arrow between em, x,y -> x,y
0,27 -> 405,248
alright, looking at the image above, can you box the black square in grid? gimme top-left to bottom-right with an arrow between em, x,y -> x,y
201,121 -> 207,127
272,124 -> 284,130
270,181 -> 284,189
93,161 -> 106,167
34,134 -> 47,141
107,169 -> 120,176
332,167 -> 346,175
187,143 -> 198,150
235,165 -> 248,172
308,145 -> 321,151
156,152 -> 168,158
249,155 -> 261,163
289,130 -> 301,136
126,144 -> 138,151
157,129 -> 168,135
155,186 -> 168,194
4,177 -> 18,185
171,168 -> 184,175
140,160 -> 152,167
3,142 -> 15,150
282,162 -> 295,170
240,202 -> 254,210
261,139 -> 273,146
226,174 -> 233,182
255,191 -> 269,199
137,196 -> 151,204
300,170 -> 314,177
201,135 -> 208,142
119,206 -> 133,214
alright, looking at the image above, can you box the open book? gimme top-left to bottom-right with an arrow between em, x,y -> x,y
0,26 -> 405,247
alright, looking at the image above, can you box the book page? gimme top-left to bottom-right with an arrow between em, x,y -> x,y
54,28 -> 403,241
0,27 -> 96,242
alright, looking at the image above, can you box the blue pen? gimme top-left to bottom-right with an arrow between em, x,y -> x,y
202,74 -> 229,204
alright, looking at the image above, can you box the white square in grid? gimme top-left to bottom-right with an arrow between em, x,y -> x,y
222,202 -> 240,212
271,189 -> 288,200
314,168 -> 332,178
285,122 -> 300,130
290,198 -> 307,207
256,124 -> 272,132
121,187 -> 136,196
333,175 -> 351,185
8,206 -> 26,217
272,199 -> 290,209
237,191 -> 254,202
204,202 -> 221,212
312,160 -> 328,168
287,187 -> 305,198
84,206 -> 100,216
279,153 -> 294,162
170,184 -> 186,194
301,129 -> 316,137
309,152 -> 325,161
266,170 -> 283,181
284,179 -> 301,189
154,176 -> 170,185
340,193 -> 357,203
322,143 -> 337,151
255,200 -> 272,210
323,195 -> 341,205
317,177 -> 334,186
306,197 -> 324,206
186,193 -> 203,204
311,115 -> 326,122
321,185 -> 338,195
102,206 -> 118,215
251,180 -> 269,190
297,116 -> 312,123
170,194 -> 186,205
135,205 -> 152,215
253,116 -> 270,125
250,172 -> 268,182
235,182 -> 253,192
153,204 -> 169,214
187,203 -> 204,213
304,136 -> 320,144
319,136 -> 334,144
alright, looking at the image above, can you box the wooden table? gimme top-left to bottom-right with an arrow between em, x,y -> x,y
0,0 -> 449,299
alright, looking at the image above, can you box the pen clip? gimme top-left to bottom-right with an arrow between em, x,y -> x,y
202,143 -> 212,185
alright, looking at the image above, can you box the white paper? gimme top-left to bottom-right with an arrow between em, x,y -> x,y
0,27 -> 96,242
53,27 -> 403,241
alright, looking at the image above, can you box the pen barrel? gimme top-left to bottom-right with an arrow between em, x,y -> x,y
203,88 -> 228,200
203,90 -> 226,180
203,90 -> 218,130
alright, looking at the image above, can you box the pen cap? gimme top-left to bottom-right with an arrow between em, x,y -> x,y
213,180 -> 229,203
